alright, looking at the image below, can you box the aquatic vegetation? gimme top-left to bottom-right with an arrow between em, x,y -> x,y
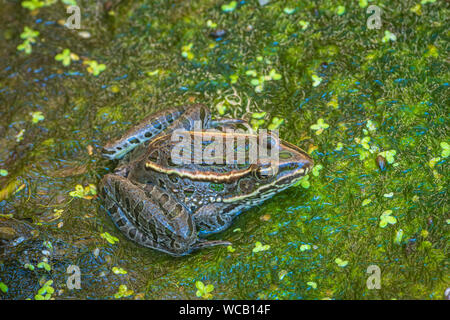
227,245 -> 235,253
335,258 -> 348,268
221,1 -> 237,13
37,259 -> 51,272
267,117 -> 284,130
195,281 -> 214,299
440,142 -> 449,158
69,184 -> 97,199
21,0 -> 45,11
34,280 -> 54,300
83,60 -> 106,76
24,263 -> 35,271
310,119 -> 329,135
100,232 -> 119,245
379,210 -> 397,228
336,6 -> 346,16
112,267 -> 128,275
17,26 -> 39,54
0,282 -> 8,294
378,150 -> 397,164
30,111 -> 45,123
1,0 -> 447,300
114,285 -> 133,299
311,74 -> 322,87
382,31 -> 397,43
300,244 -> 311,252
253,241 -> 270,253
55,49 -> 79,67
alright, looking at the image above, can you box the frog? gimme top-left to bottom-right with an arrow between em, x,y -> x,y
99,104 -> 313,256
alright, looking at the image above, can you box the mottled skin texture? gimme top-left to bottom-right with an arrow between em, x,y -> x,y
100,104 -> 313,256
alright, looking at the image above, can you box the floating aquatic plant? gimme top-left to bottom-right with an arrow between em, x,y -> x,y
195,281 -> 214,299
112,267 -> 127,275
253,241 -> 270,253
227,245 -> 235,253
37,259 -> 51,272
300,244 -> 311,252
267,117 -> 284,130
310,118 -> 329,135
283,8 -> 295,15
221,1 -> 237,13
379,210 -> 397,228
378,150 -> 396,164
0,282 -> 8,294
55,48 -> 79,66
69,184 -> 97,199
100,232 -> 119,244
359,0 -> 368,8
299,20 -> 309,30
382,31 -> 397,43
30,111 -> 44,123
335,258 -> 348,267
440,142 -> 449,158
114,285 -> 133,299
336,6 -> 346,16
35,280 -> 54,300
21,0 -> 45,11
17,27 -> 39,54
83,60 -> 106,76
311,74 -> 322,87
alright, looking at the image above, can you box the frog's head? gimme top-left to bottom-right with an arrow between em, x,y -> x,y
222,134 -> 313,205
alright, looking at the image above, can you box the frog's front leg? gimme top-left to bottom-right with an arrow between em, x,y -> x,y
100,174 -> 229,256
193,203 -> 237,236
102,104 -> 211,160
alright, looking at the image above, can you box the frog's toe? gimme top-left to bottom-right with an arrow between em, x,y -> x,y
191,239 -> 232,251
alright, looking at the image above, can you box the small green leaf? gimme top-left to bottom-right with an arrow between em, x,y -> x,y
0,282 -> 8,293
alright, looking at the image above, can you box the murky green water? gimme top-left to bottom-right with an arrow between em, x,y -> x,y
0,0 -> 448,300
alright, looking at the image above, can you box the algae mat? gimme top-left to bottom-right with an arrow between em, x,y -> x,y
0,0 -> 448,299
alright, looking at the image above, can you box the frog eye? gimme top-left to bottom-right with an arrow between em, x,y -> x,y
148,151 -> 159,162
238,178 -> 254,193
254,168 -> 269,180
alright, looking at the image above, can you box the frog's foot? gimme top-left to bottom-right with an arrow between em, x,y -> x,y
191,239 -> 231,251
101,104 -> 211,160
193,203 -> 235,236
99,174 -> 198,256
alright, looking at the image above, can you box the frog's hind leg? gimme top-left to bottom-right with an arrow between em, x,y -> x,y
102,104 -> 211,160
100,173 -> 199,256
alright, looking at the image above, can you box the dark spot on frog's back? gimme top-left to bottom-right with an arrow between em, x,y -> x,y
134,202 -> 144,217
153,121 -> 162,130
129,137 -> 140,145
159,193 -> 169,204
166,113 -> 174,124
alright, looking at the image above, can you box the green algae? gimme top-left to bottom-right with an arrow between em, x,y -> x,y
0,0 -> 448,300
